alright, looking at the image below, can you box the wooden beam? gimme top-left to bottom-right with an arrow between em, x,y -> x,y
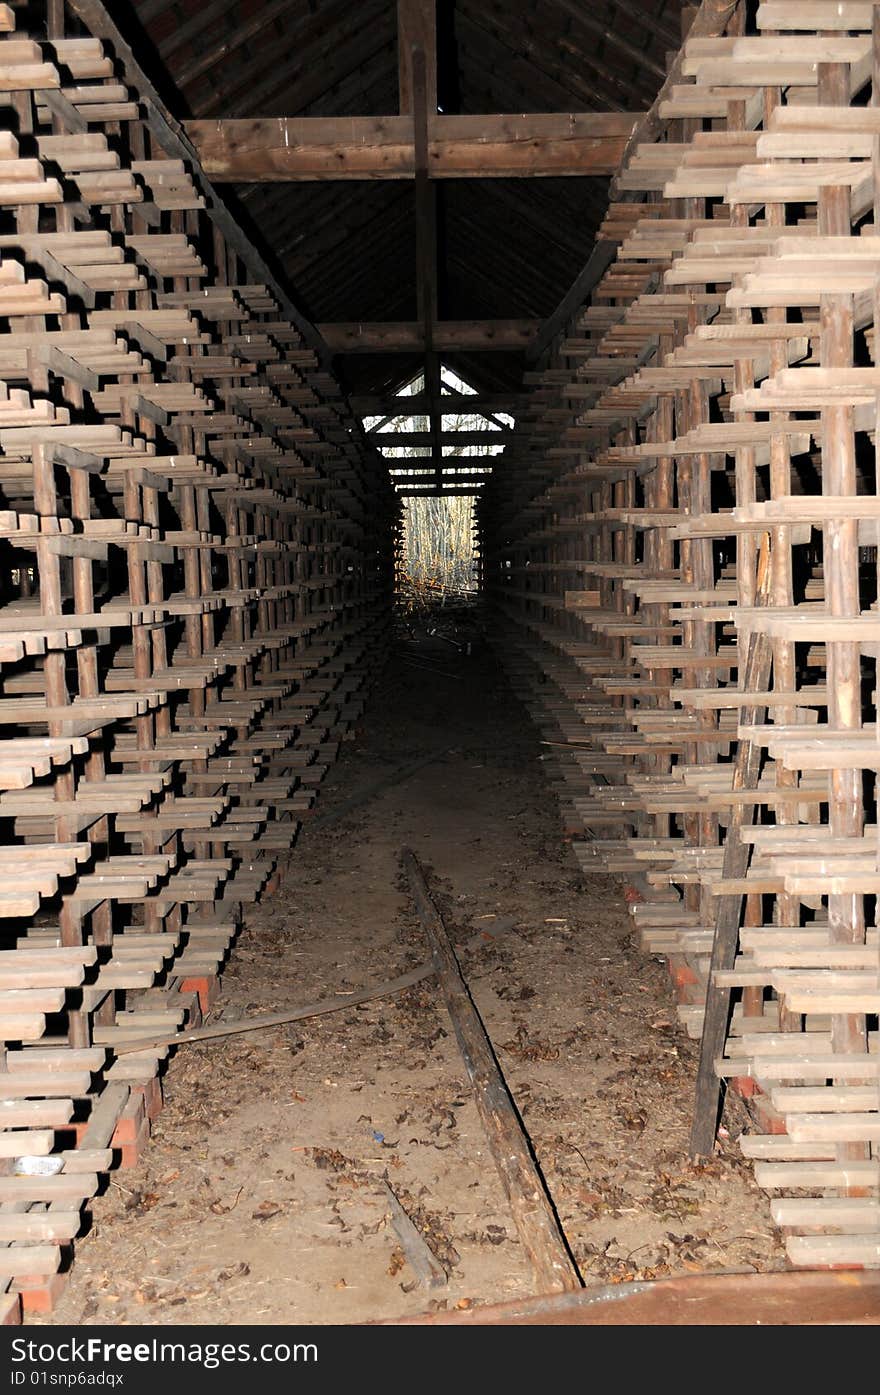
355,394 -> 521,414
183,113 -> 639,180
318,320 -> 540,352
398,0 -> 437,115
691,542 -> 772,1158
374,431 -> 513,445
411,37 -> 442,493
610,0 -> 740,195
172,0 -> 292,90
524,238 -> 619,364
391,476 -> 493,486
401,849 -> 581,1294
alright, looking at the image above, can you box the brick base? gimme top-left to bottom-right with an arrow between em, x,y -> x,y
13,1271 -> 69,1316
111,1092 -> 153,1167
132,1073 -> 163,1123
112,1093 -> 146,1146
179,973 -> 220,1014
748,1089 -> 789,1136
731,1074 -> 760,1099
118,1114 -> 151,1169
668,954 -> 704,1004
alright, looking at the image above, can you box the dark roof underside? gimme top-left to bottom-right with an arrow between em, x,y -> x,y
116,0 -> 685,394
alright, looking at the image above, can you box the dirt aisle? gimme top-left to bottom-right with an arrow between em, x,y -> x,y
41,632 -> 783,1326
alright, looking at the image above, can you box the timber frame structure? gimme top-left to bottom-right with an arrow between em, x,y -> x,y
0,0 -> 877,1322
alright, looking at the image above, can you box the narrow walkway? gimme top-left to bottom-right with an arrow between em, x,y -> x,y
41,631 -> 783,1325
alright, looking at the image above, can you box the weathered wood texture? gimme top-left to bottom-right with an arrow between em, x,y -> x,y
401,849 -> 581,1296
478,0 -> 880,1274
318,320 -> 541,352
0,0 -> 399,1319
184,115 -> 639,181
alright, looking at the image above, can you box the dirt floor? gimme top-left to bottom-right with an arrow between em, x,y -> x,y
39,618 -> 785,1326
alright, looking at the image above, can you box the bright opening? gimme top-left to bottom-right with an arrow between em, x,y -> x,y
362,365 -> 512,603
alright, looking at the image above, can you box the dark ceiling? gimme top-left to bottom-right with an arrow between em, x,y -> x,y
113,0 -> 685,393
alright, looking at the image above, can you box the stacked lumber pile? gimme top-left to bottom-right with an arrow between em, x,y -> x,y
479,0 -> 880,1271
0,5 -> 396,1320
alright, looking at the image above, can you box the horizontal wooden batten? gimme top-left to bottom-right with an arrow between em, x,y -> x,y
318,320 -> 540,352
375,430 -> 512,445
353,394 -> 522,415
184,114 -> 641,181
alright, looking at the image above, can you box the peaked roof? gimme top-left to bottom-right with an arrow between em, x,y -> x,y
117,0 -> 684,393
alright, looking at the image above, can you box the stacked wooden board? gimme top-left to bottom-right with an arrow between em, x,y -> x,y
479,0 -> 880,1271
0,5 -> 397,1321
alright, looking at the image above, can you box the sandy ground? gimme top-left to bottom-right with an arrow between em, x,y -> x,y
38,623 -> 784,1326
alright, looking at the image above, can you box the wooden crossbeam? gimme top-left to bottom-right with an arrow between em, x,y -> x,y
183,114 -> 640,181
319,320 -> 540,352
374,430 -> 512,445
392,476 -> 492,486
353,393 -> 522,415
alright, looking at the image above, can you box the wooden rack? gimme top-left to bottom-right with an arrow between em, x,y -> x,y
479,0 -> 880,1274
0,3 -> 398,1321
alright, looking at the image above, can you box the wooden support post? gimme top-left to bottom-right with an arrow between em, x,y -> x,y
818,53 -> 870,1180
691,540 -> 772,1158
411,39 -> 442,493
398,0 -> 437,116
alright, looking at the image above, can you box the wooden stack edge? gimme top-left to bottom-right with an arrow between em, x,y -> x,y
0,6 -> 399,1321
480,0 -> 880,1274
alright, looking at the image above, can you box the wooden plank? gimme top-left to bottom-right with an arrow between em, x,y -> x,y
388,1269 -> 880,1325
0,1246 -> 60,1278
183,114 -> 638,180
0,1175 -> 98,1201
318,320 -> 540,352
401,848 -> 580,1295
0,1213 -> 80,1243
398,0 -> 436,116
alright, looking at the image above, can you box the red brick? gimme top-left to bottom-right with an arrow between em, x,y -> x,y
132,1073 -> 163,1122
731,1075 -> 760,1099
750,1093 -> 788,1135
180,973 -> 219,1013
14,1272 -> 69,1316
111,1093 -> 146,1147
117,1113 -> 151,1170
670,959 -> 700,988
